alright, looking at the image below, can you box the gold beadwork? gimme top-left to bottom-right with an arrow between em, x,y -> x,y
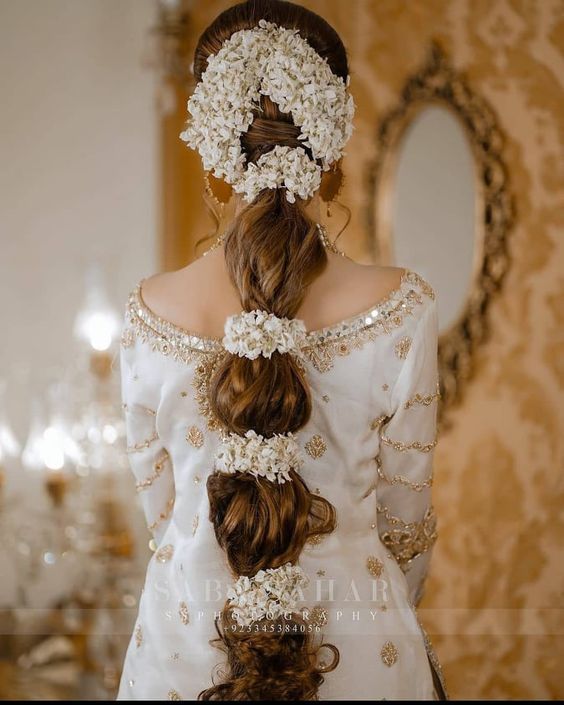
307,604 -> 328,628
306,533 -> 325,547
371,414 -> 389,430
179,601 -> 190,625
193,355 -> 224,432
168,689 -> 182,701
381,641 -> 399,667
127,431 -> 159,454
127,270 -> 433,376
382,383 -> 389,391
395,336 -> 412,359
376,454 -> 433,492
180,391 -> 188,398
316,569 -> 326,577
305,434 -> 327,459
121,328 -> 135,348
404,382 -> 441,410
417,617 -> 449,698
147,497 -> 175,533
301,270 -> 428,373
193,475 -> 201,484
155,544 -> 174,563
134,624 -> 143,648
186,425 -> 204,448
322,394 -> 330,403
380,434 -> 437,453
366,555 -> 384,578
136,449 -> 169,492
377,505 -> 438,569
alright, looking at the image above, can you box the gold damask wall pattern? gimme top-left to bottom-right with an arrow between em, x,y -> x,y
162,0 -> 564,698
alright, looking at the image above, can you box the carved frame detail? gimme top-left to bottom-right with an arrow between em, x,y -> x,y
366,42 -> 515,424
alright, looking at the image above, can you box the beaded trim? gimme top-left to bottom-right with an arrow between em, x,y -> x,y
125,269 -> 434,372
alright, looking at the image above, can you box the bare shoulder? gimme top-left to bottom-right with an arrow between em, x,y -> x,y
298,254 -> 406,329
137,249 -> 241,337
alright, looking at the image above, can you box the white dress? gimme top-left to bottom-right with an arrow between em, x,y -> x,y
117,268 -> 447,701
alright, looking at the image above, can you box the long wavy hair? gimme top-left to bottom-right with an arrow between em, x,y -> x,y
194,1 -> 349,699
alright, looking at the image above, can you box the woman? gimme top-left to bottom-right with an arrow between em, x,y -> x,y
118,0 -> 446,700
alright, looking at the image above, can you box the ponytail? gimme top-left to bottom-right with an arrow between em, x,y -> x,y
199,190 -> 339,700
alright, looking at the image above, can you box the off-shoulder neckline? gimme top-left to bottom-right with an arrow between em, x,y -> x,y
133,268 -> 423,350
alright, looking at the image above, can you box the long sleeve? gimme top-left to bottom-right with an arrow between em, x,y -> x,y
376,300 -> 440,606
120,333 -> 175,546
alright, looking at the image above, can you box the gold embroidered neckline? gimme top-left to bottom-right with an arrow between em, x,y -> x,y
132,267 -> 428,352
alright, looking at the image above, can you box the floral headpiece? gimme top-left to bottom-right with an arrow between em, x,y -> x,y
215,429 -> 303,484
227,563 -> 308,627
180,20 -> 355,203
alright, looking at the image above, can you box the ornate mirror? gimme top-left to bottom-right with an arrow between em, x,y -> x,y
366,43 -> 514,423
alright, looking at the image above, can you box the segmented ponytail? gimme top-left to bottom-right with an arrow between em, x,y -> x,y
193,1 -> 350,699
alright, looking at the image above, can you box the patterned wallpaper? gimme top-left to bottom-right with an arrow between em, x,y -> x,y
165,0 -> 564,698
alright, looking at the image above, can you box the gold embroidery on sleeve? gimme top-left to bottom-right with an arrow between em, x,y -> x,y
404,382 -> 441,410
136,449 -> 169,492
376,455 -> 433,492
380,434 -> 437,453
127,431 -> 159,453
147,497 -> 175,533
134,624 -> 143,648
371,414 -> 390,430
377,505 -> 438,568
155,544 -> 174,563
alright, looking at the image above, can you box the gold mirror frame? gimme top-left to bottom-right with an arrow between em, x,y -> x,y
366,43 -> 514,425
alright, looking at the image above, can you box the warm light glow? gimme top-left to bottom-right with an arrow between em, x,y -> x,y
73,264 -> 120,351
83,312 -> 117,351
42,427 -> 65,470
102,424 -> 118,444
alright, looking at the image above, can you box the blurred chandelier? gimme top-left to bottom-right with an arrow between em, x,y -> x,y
148,0 -> 195,83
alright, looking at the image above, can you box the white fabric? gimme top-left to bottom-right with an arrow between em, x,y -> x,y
117,269 -> 442,700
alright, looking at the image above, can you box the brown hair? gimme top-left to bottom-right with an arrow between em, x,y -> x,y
194,1 -> 349,699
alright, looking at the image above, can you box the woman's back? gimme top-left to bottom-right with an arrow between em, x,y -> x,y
118,242 -> 444,700
139,246 -> 406,343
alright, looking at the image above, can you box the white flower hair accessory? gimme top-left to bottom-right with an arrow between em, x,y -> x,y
215,430 -> 303,484
180,19 -> 355,203
227,563 -> 309,627
223,310 -> 307,360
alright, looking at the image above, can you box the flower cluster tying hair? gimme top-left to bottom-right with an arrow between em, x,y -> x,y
238,145 -> 322,204
215,430 -> 303,484
180,19 -> 355,203
223,310 -> 307,360
227,563 -> 309,627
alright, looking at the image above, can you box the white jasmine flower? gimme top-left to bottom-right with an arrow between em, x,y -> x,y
223,309 -> 307,359
227,563 -> 309,627
215,429 -> 303,484
180,21 -> 355,203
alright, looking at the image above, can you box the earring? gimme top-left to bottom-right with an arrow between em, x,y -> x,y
320,163 -> 344,218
